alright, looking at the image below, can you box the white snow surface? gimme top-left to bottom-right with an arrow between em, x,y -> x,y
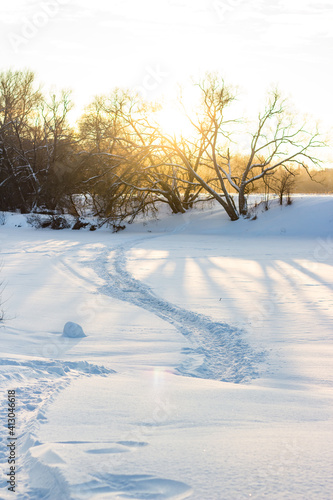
63,322 -> 86,339
0,196 -> 333,499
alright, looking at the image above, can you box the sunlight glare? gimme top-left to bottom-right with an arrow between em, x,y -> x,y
152,106 -> 195,139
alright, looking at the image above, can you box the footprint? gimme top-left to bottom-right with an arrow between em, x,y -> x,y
86,446 -> 128,454
84,441 -> 149,455
117,441 -> 148,448
26,403 -> 37,411
37,410 -> 47,421
75,474 -> 192,500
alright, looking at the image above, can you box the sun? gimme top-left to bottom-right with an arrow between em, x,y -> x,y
152,106 -> 196,139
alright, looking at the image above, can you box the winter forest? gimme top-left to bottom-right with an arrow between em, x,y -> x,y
0,69 -> 328,225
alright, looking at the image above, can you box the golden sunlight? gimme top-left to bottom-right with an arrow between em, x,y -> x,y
152,106 -> 196,138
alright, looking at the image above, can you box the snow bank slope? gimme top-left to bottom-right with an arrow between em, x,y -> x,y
139,195 -> 333,238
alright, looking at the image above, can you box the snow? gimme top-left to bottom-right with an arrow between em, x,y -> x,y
0,195 -> 333,499
62,322 -> 86,339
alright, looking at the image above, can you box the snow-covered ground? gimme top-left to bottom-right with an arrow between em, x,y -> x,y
0,196 -> 333,499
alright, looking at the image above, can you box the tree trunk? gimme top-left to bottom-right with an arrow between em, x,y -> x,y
166,191 -> 186,214
238,187 -> 248,216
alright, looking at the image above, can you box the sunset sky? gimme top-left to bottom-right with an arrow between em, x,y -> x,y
1,0 -> 333,150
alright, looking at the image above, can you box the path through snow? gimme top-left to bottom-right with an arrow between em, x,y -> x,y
87,238 -> 265,383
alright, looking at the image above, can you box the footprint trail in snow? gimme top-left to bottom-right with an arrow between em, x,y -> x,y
0,358 -> 115,496
91,241 -> 265,383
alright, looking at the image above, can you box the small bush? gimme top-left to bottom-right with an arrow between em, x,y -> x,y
72,218 -> 89,230
27,214 -> 47,228
27,214 -> 70,229
112,224 -> 126,233
50,216 -> 70,230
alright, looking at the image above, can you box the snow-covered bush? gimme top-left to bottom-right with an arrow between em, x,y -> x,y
49,216 -> 70,230
27,214 -> 50,229
27,214 -> 71,230
72,218 -> 89,230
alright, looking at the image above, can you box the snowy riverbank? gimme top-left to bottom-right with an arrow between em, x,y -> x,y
1,196 -> 332,499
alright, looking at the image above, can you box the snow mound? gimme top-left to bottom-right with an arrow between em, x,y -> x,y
62,321 -> 86,338
30,444 -> 66,465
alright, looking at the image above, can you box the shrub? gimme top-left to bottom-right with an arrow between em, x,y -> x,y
50,216 -> 70,230
27,214 -> 70,229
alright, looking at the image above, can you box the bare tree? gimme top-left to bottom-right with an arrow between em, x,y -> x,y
168,83 -> 326,220
75,91 -> 137,218
76,90 -> 201,220
0,70 -> 75,212
108,76 -> 239,220
38,90 -> 75,210
236,91 -> 325,215
164,75 -> 240,220
0,69 -> 42,211
264,166 -> 298,205
103,90 -> 191,215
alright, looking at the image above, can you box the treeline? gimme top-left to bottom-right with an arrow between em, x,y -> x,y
291,168 -> 333,194
0,70 -> 328,222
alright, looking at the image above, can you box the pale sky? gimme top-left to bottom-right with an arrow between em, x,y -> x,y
1,0 -> 333,157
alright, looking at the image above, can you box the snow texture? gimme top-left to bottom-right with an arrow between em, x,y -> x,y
0,196 -> 332,499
